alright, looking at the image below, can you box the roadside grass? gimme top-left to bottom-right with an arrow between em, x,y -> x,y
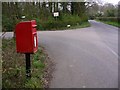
69,22 -> 91,29
2,39 -> 53,88
47,22 -> 91,31
96,20 -> 120,27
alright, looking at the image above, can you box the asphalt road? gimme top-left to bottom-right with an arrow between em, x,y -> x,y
2,20 -> 118,88
38,20 -> 118,88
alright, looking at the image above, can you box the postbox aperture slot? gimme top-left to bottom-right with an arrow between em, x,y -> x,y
34,34 -> 37,48
32,25 -> 37,28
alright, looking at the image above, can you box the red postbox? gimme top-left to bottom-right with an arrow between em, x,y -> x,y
15,20 -> 38,53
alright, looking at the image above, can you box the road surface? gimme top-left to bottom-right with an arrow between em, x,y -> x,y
2,20 -> 118,88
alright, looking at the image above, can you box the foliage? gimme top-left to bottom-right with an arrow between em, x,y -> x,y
38,14 -> 82,30
106,9 -> 115,17
2,2 -> 89,31
2,39 -> 48,88
87,2 -> 118,19
96,17 -> 120,27
96,17 -> 118,22
2,16 -> 20,32
103,21 -> 120,27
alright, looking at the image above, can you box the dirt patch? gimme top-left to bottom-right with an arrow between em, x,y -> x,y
41,47 -> 55,88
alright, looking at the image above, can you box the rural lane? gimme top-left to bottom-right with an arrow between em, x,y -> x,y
2,20 -> 118,88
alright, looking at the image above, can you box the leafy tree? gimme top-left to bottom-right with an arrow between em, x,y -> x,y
2,1 -> 89,32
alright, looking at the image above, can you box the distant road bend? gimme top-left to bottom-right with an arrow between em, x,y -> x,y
2,20 -> 118,88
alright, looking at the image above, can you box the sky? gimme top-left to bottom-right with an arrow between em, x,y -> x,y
102,0 -> 119,5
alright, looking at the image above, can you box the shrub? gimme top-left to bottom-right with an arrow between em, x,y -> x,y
2,13 -> 89,31
2,16 -> 14,32
34,14 -> 83,30
2,16 -> 21,32
80,14 -> 88,22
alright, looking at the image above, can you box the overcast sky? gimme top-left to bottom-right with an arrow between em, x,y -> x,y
102,0 -> 119,5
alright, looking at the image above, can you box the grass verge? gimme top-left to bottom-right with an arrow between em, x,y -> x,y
96,20 -> 120,27
41,21 -> 91,31
68,22 -> 91,29
2,39 -> 54,88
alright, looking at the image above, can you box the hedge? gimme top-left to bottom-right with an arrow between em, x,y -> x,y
96,17 -> 119,23
2,13 -> 88,31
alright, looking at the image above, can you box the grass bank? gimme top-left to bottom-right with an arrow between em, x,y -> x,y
96,17 -> 120,27
43,21 -> 91,31
67,22 -> 91,30
96,20 -> 120,27
2,39 -> 54,88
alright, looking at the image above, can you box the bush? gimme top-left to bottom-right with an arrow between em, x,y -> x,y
80,14 -> 88,22
33,14 -> 83,30
2,16 -> 14,32
89,16 -> 95,20
3,13 -> 89,31
2,16 -> 21,32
